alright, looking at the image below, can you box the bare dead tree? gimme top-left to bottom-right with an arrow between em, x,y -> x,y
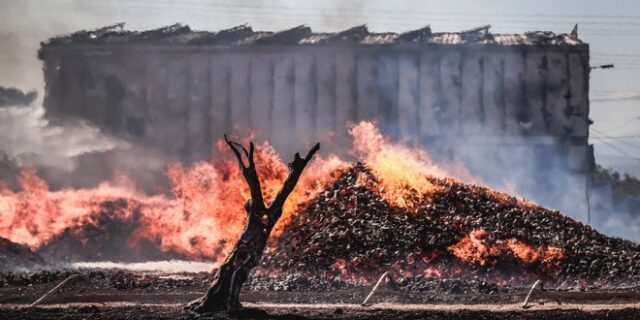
188,135 -> 320,314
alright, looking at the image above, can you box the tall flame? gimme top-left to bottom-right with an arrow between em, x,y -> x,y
0,141 -> 346,260
348,122 -> 442,208
0,121 -> 532,263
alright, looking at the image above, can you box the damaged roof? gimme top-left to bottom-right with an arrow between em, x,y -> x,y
42,23 -> 585,47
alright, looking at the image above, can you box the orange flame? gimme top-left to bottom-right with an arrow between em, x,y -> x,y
0,121 -> 535,263
0,141 -> 346,260
448,229 -> 564,267
348,122 -> 442,208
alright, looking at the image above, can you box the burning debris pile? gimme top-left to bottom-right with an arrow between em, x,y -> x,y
258,163 -> 640,286
37,199 -> 187,262
1,122 -> 639,289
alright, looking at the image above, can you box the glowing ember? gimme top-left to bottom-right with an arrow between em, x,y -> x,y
448,229 -> 564,267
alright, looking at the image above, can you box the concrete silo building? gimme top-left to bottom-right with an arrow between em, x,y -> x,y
38,23 -> 593,219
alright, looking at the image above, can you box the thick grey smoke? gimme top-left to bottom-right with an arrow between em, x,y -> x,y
0,104 -> 124,184
0,1 -> 637,244
370,46 -> 640,243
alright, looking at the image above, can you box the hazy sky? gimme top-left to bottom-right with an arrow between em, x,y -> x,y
1,0 -> 639,175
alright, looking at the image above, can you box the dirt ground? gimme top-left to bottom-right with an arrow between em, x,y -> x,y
1,304 -> 640,320
2,271 -> 640,319
2,289 -> 640,319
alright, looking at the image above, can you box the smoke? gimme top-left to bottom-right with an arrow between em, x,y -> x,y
0,1 -> 637,248
0,103 -> 131,189
368,45 -> 640,244
0,87 -> 37,107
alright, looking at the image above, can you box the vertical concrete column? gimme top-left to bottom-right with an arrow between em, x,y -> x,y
397,50 -> 420,139
165,55 -> 189,159
82,55 -> 107,129
229,53 -> 252,136
250,52 -> 275,141
145,52 -> 169,155
439,49 -> 463,136
188,53 -> 212,161
546,51 -> 570,136
210,53 -> 231,150
482,51 -> 506,134
525,51 -> 549,135
461,50 -> 484,135
123,53 -> 148,139
272,52 -> 295,155
356,49 -> 379,121
503,51 -> 527,135
568,51 -> 589,138
63,54 -> 86,119
335,49 -> 357,148
293,49 -> 316,145
419,50 -> 442,138
316,49 -> 337,140
376,51 -> 399,138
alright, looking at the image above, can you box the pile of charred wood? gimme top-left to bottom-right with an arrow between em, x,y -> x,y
0,237 -> 45,271
257,163 -> 640,287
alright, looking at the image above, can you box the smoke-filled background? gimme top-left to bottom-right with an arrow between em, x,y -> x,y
0,0 -> 639,243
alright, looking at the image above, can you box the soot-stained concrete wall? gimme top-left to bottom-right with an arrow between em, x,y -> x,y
38,26 -> 592,219
40,44 -> 591,164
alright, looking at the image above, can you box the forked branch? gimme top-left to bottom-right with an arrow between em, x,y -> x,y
224,135 -> 264,211
270,142 -> 320,212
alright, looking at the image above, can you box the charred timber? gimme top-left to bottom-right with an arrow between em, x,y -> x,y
188,136 -> 320,314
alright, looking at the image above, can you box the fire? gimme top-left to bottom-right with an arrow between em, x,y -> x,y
448,229 -> 564,267
0,168 -> 153,249
138,141 -> 347,258
0,141 -> 346,260
0,121 -> 534,263
348,122 -> 443,208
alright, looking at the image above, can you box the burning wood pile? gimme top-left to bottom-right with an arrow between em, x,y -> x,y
1,122 -> 639,291
257,163 -> 640,287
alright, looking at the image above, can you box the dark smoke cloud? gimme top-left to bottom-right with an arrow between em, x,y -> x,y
0,87 -> 37,108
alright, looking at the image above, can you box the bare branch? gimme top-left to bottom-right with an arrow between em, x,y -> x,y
224,134 -> 247,169
248,142 -> 255,167
229,140 -> 249,158
270,143 -> 321,213
304,143 -> 320,161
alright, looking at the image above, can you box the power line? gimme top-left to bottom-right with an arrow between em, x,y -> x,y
591,136 -> 640,161
590,134 -> 640,140
600,117 -> 640,132
88,1 -> 640,35
591,128 -> 640,153
136,0 -> 640,22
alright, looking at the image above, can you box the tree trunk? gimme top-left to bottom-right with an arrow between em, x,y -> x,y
188,136 -> 319,314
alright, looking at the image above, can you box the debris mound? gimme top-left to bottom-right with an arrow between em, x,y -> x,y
0,237 -> 46,271
37,199 -> 187,262
259,163 -> 640,285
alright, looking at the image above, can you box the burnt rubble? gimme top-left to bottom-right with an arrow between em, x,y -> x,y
37,200 -> 188,263
4,163 -> 639,291
41,23 -> 583,47
257,163 -> 640,286
0,237 -> 45,271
